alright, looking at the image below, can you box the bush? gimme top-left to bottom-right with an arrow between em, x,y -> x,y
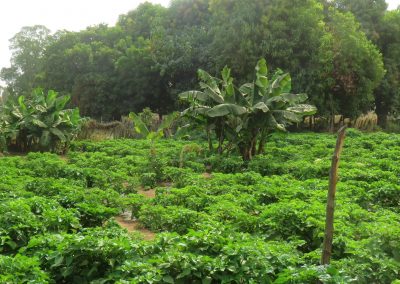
0,197 -> 80,252
140,172 -> 157,188
21,226 -> 134,283
0,88 -> 82,153
205,155 -> 245,173
139,205 -> 204,234
0,254 -> 50,283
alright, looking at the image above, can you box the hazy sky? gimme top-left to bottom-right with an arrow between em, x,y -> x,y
0,0 -> 169,72
1,0 -> 399,72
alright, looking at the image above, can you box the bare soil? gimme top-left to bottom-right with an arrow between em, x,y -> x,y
116,185 -> 157,240
137,187 -> 156,198
202,172 -> 212,179
115,215 -> 156,241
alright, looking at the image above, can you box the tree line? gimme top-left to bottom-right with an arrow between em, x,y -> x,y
1,0 -> 399,127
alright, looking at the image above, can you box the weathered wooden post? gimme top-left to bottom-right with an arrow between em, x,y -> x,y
321,126 -> 346,265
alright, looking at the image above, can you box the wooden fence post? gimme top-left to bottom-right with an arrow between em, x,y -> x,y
321,126 -> 346,265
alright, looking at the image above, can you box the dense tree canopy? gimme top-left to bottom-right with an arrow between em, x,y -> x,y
1,25 -> 52,97
1,1 -> 399,125
374,10 -> 400,125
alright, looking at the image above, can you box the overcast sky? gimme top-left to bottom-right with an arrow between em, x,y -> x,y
1,0 -> 399,73
0,0 -> 169,72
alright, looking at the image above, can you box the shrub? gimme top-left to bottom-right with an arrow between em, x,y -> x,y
140,172 -> 157,188
0,88 -> 82,153
0,254 -> 50,283
139,205 -> 204,234
21,226 -> 134,283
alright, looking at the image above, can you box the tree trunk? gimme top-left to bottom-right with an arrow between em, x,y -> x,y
321,126 -> 346,265
257,139 -> 265,155
329,93 -> 335,133
376,112 -> 388,129
240,145 -> 251,161
375,97 -> 389,129
217,133 -> 224,154
257,131 -> 268,155
251,137 -> 257,157
207,129 -> 213,152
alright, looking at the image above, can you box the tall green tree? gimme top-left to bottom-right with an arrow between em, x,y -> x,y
374,9 -> 400,126
317,9 -> 385,119
0,0 -> 391,124
329,0 -> 387,41
41,25 -> 123,120
0,25 -> 53,96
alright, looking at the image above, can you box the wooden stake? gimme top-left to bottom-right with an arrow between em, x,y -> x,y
321,126 -> 346,265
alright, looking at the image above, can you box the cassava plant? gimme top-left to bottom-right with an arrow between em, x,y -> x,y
179,59 -> 317,160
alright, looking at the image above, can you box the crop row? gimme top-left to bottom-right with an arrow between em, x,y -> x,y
0,130 -> 399,283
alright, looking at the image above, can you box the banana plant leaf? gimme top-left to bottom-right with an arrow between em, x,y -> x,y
55,95 -> 71,111
286,104 -> 317,115
207,104 -> 247,118
179,91 -> 208,102
272,110 -> 303,123
129,112 -> 150,137
50,128 -> 67,142
266,93 -> 308,105
252,102 -> 270,113
269,73 -> 291,97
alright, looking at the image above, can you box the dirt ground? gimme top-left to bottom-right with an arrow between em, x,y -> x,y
114,215 -> 156,241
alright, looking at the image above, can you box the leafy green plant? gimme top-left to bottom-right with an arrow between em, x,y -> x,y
140,172 -> 157,189
139,205 -> 204,234
179,59 -> 316,160
0,88 -> 83,153
1,130 -> 400,283
22,226 -> 134,283
0,254 -> 50,283
129,111 -> 179,140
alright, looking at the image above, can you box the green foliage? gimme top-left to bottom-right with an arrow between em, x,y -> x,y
319,8 -> 385,118
180,59 -> 316,160
1,132 -> 400,282
129,110 -> 179,140
205,155 -> 245,173
0,88 -> 82,153
140,172 -> 157,188
139,205 -> 204,234
274,265 -> 348,284
0,254 -> 50,283
22,226 -> 134,283
124,193 -> 149,220
0,197 -> 80,253
2,0 -> 396,125
0,25 -> 52,97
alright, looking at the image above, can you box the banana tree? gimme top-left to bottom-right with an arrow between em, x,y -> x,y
179,59 -> 317,160
179,67 -> 246,153
129,111 -> 179,141
0,88 -> 83,153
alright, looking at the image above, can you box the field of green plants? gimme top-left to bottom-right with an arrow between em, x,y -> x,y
1,129 -> 400,283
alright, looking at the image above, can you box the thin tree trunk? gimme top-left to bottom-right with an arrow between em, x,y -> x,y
257,130 -> 267,155
207,129 -> 213,152
321,126 -> 346,265
329,94 -> 335,133
251,137 -> 257,157
218,132 -> 224,154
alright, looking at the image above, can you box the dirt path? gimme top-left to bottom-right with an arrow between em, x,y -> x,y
115,186 -> 157,240
137,187 -> 156,198
203,172 -> 212,178
116,174 -> 210,239
115,215 -> 155,241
